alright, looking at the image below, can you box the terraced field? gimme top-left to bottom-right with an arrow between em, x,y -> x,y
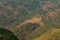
0,0 -> 60,40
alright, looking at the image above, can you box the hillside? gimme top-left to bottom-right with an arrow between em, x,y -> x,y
0,0 -> 60,40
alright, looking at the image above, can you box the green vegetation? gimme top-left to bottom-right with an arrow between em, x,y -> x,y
0,28 -> 19,40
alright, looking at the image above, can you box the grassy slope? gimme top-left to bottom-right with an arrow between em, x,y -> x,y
34,28 -> 60,40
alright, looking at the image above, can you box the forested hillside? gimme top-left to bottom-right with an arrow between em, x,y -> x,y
0,0 -> 60,40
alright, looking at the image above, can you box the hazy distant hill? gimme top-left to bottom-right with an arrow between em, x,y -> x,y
0,0 -> 60,40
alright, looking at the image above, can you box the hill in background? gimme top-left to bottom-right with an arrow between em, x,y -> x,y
0,0 -> 60,40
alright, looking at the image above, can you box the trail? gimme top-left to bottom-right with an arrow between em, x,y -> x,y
10,14 -> 44,32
